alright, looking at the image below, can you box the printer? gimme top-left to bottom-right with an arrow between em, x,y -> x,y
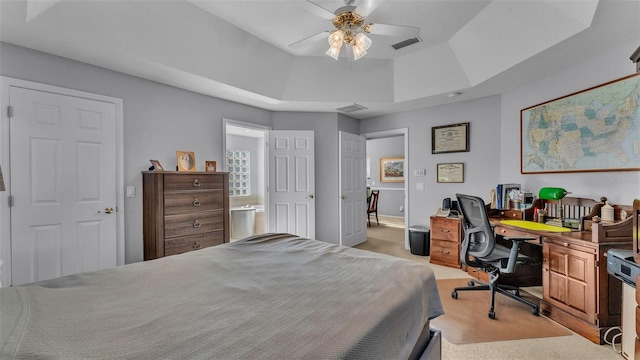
607,248 -> 640,287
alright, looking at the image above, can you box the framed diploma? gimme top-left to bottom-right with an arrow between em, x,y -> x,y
437,163 -> 464,183
432,122 -> 469,154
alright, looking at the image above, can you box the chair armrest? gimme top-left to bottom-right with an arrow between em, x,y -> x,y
501,236 -> 537,273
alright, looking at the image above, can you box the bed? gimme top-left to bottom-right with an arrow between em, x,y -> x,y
1,233 -> 443,359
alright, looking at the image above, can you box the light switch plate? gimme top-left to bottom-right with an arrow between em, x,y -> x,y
414,169 -> 426,176
126,186 -> 136,198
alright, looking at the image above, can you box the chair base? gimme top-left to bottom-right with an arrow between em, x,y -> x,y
451,278 -> 540,319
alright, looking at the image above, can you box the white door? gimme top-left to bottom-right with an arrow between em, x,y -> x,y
339,132 -> 367,247
268,130 -> 315,238
9,86 -> 118,285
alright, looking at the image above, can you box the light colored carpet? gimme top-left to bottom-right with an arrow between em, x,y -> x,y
356,215 -> 622,360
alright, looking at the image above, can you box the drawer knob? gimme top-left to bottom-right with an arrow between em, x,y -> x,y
193,179 -> 201,187
193,220 -> 201,228
193,199 -> 201,207
193,242 -> 201,250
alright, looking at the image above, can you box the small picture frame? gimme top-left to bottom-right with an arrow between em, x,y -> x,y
205,160 -> 217,172
149,160 -> 164,171
437,163 -> 464,183
176,151 -> 196,172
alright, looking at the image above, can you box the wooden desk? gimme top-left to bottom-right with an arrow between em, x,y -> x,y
490,217 -> 633,344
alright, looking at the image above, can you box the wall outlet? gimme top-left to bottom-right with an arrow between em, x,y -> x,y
416,182 -> 424,190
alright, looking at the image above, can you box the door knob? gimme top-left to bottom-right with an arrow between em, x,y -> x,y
340,195 -> 348,200
308,194 -> 314,199
104,207 -> 114,214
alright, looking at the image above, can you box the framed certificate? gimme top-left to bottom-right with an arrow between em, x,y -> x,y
437,163 -> 464,183
432,122 -> 470,154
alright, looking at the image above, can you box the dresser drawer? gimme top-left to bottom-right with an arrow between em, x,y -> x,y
164,232 -> 225,256
164,190 -> 224,215
164,211 -> 225,238
164,173 -> 224,191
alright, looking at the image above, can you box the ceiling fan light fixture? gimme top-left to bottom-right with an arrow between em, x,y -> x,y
352,44 -> 367,60
355,32 -> 371,50
328,30 -> 345,46
326,43 -> 342,60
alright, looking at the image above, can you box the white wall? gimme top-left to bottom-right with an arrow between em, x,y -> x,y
500,39 -> 640,205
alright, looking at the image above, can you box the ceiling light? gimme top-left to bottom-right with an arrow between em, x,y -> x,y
326,9 -> 372,61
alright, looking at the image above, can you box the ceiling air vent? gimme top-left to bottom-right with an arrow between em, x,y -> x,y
336,103 -> 367,113
392,37 -> 421,50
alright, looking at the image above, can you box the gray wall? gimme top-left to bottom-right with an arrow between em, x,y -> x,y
0,42 -> 273,263
2,36 -> 638,264
359,96 -> 502,228
367,136 -> 405,217
499,39 -> 640,204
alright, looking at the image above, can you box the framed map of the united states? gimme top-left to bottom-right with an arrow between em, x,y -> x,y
521,73 -> 640,174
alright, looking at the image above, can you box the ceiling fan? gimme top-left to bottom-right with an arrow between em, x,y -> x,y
289,0 -> 420,60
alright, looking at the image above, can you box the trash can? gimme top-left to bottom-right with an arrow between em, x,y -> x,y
230,206 -> 256,240
409,225 -> 430,256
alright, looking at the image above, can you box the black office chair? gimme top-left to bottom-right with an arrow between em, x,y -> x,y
451,193 -> 540,319
367,190 -> 379,227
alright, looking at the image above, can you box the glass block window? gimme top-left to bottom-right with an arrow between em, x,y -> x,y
226,150 -> 250,196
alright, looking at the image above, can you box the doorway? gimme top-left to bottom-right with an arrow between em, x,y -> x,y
1,77 -> 125,286
223,119 -> 269,240
362,129 -> 409,249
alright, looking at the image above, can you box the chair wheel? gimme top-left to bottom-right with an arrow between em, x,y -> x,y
451,291 -> 458,299
532,307 -> 539,316
467,281 -> 475,287
488,311 -> 496,319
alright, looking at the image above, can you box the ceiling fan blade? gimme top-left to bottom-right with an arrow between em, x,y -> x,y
355,0 -> 384,17
289,31 -> 330,49
366,23 -> 420,38
292,0 -> 336,19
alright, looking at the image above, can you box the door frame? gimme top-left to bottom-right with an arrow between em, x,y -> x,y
361,128 -> 409,249
0,76 -> 125,286
222,118 -> 271,230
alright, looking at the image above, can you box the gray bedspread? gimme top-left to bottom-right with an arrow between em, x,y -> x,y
1,233 -> 443,359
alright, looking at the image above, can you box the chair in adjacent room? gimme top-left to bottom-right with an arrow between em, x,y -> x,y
367,190 -> 380,227
451,193 -> 540,319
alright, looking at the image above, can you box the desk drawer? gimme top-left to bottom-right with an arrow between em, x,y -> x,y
498,210 -> 524,219
430,239 -> 460,268
495,226 -> 541,244
430,218 -> 460,242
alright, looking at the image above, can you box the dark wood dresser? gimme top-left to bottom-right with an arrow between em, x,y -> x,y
142,171 -> 229,260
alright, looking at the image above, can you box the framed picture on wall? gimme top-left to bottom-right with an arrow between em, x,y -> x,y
380,157 -> 404,182
432,122 -> 470,154
437,163 -> 464,183
176,151 -> 196,171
